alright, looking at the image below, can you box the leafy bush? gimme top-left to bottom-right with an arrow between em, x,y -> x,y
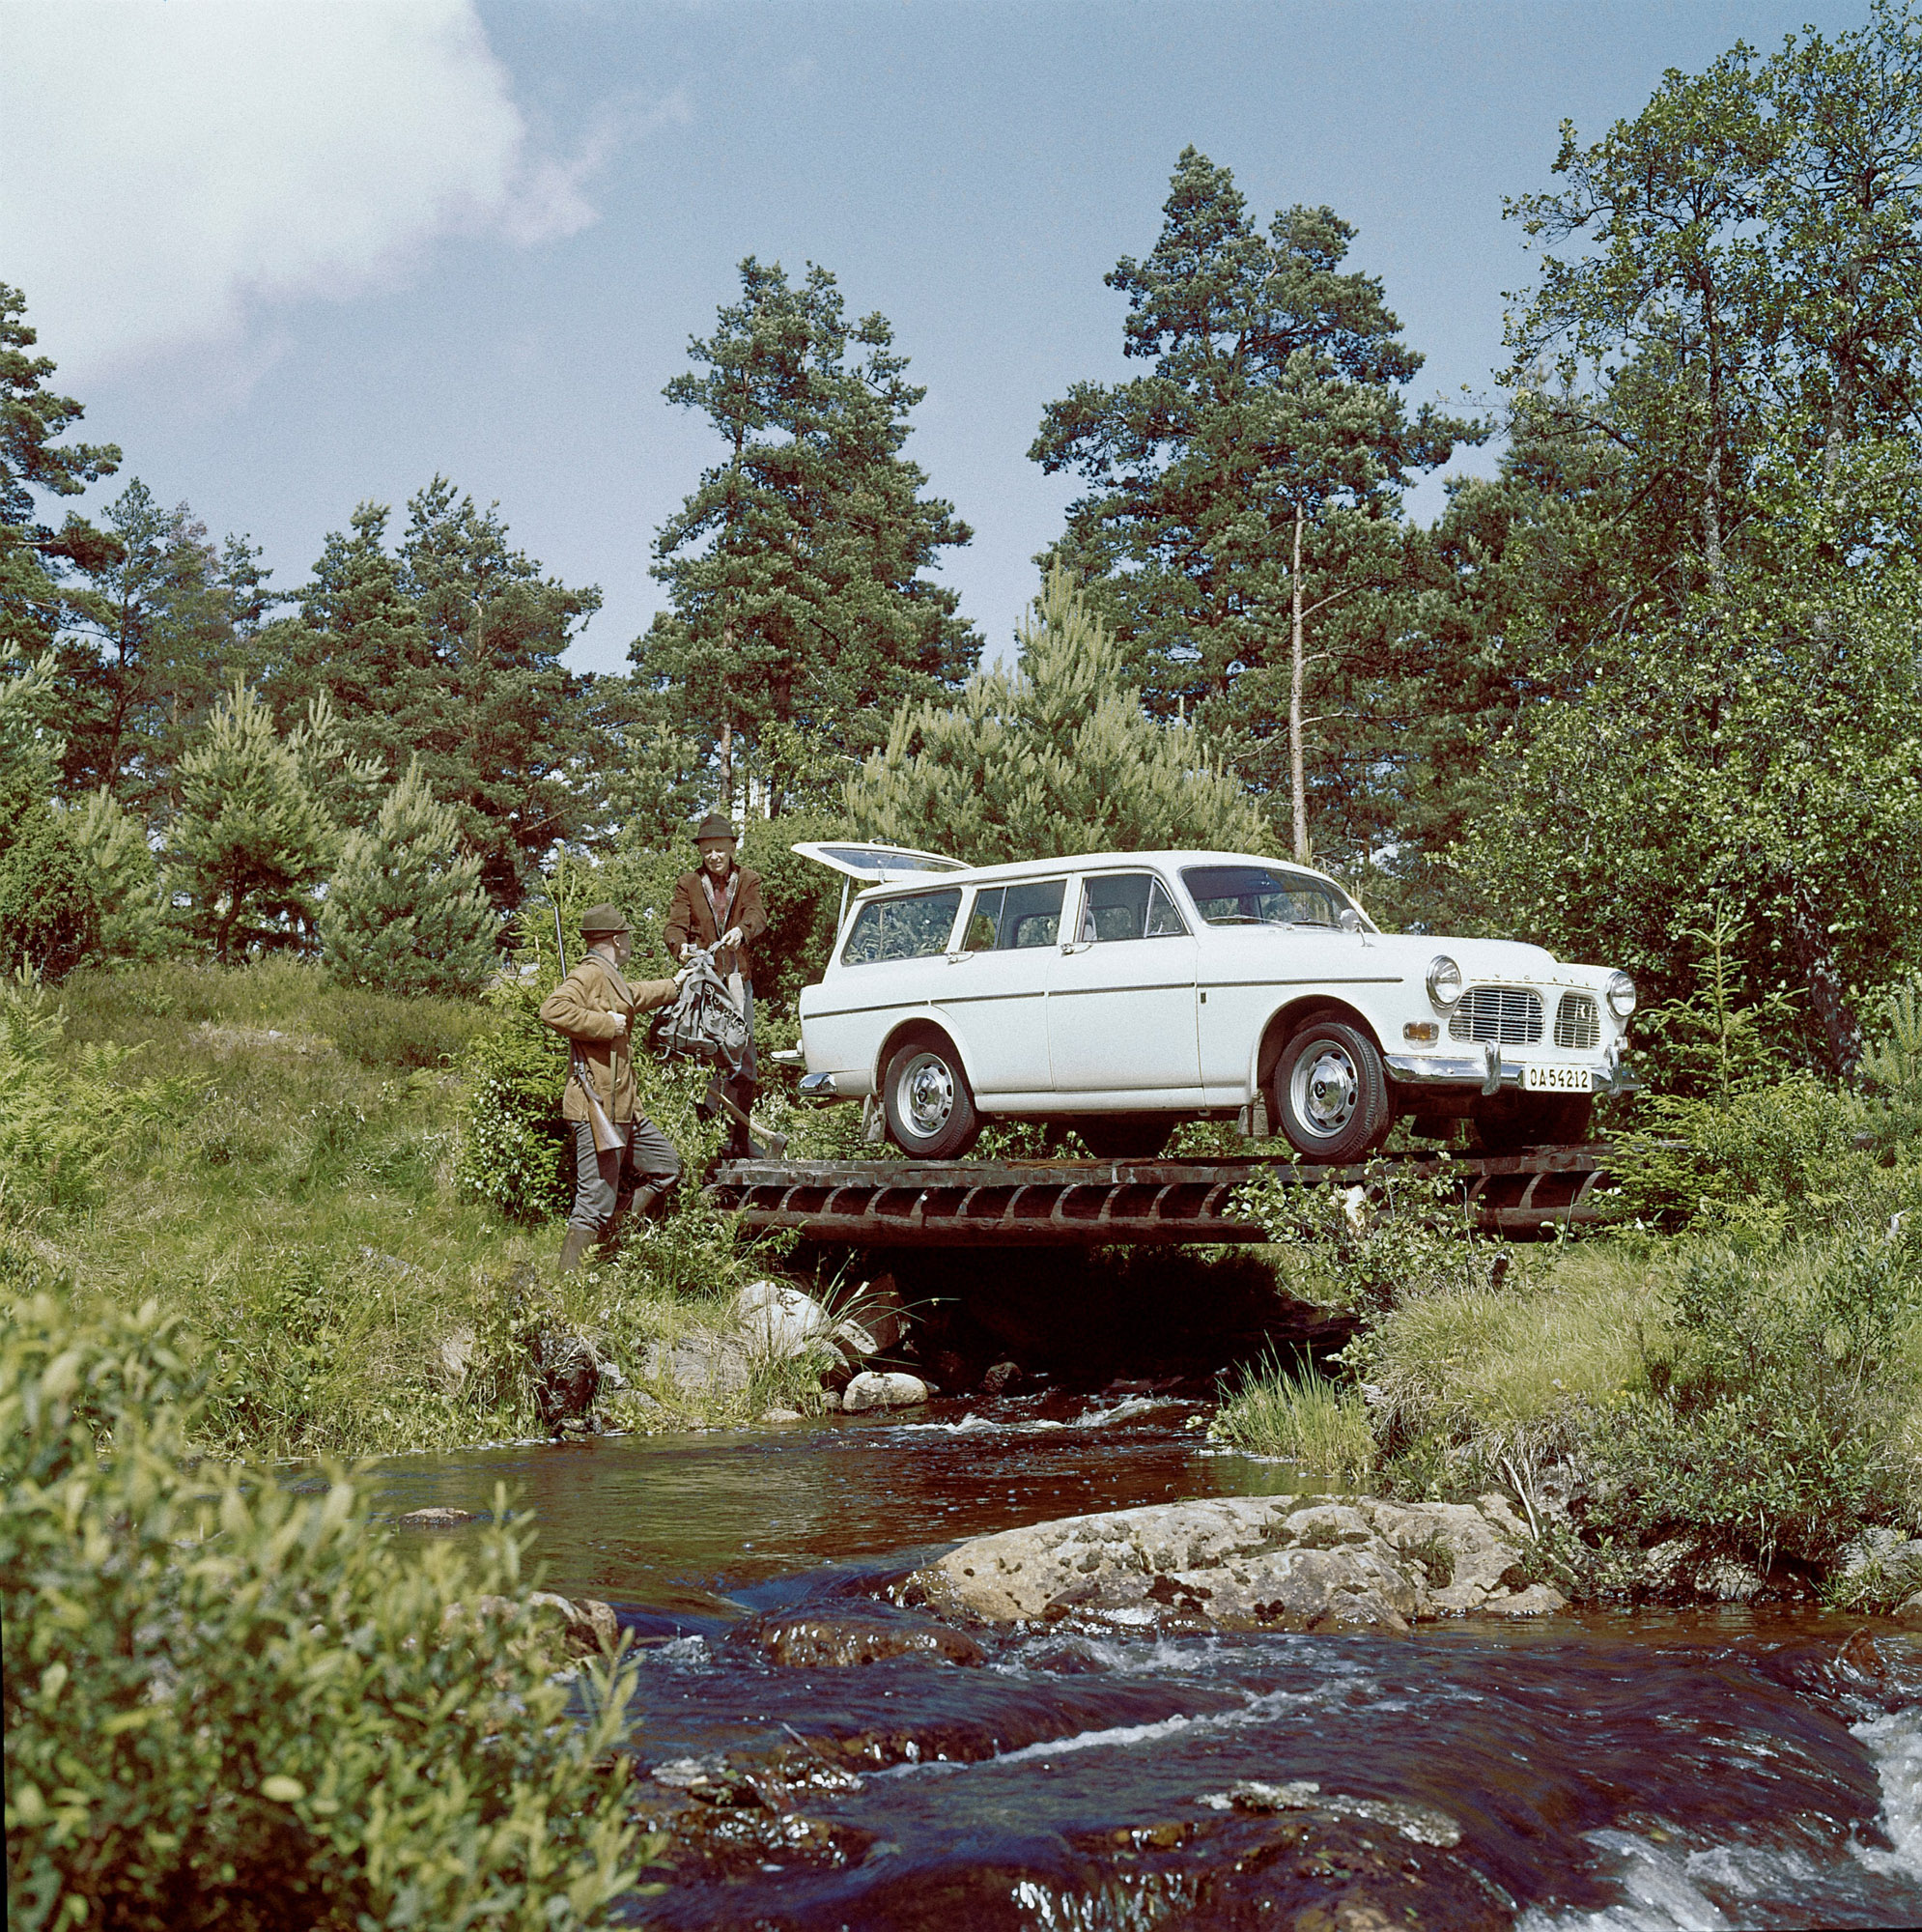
1610,1074 -> 1869,1233
1,1288 -> 650,1930
1580,1222 -> 1922,1571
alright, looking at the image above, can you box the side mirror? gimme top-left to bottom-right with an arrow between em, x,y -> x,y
1338,908 -> 1364,933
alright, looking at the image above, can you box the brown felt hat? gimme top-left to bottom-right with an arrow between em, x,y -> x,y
579,903 -> 630,936
692,813 -> 739,844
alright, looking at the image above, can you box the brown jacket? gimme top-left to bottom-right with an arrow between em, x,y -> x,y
538,954 -> 676,1124
664,865 -> 767,984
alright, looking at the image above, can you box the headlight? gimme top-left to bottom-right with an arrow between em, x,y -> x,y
1426,954 -> 1463,1009
1606,971 -> 1637,1019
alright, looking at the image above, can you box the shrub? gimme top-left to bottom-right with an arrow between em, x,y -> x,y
0,978 -> 175,1220
1,1288 -> 650,1930
0,785 -> 99,980
68,786 -> 170,962
1609,1074 -> 1868,1234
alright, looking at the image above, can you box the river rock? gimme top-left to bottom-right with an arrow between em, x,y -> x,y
740,1613 -> 985,1668
640,1331 -> 752,1396
398,1506 -> 475,1528
912,1493 -> 1565,1631
738,1280 -> 832,1357
842,1371 -> 929,1411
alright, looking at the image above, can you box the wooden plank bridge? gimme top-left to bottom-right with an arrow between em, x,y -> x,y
703,1144 -> 1616,1246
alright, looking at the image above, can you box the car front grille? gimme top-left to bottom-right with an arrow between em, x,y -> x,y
1449,986 -> 1544,1045
1555,993 -> 1600,1050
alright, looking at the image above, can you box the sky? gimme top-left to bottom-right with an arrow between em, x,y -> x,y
1,0 -> 1873,677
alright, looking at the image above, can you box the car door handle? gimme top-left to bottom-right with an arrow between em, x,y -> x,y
1060,941 -> 1092,955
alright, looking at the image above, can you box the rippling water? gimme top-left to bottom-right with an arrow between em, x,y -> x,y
360,1394 -> 1922,1929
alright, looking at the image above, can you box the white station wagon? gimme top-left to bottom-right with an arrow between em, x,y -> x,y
791,845 -> 1637,1163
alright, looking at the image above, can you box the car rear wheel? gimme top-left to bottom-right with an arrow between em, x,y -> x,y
882,1037 -> 980,1159
1474,1094 -> 1594,1152
1272,1020 -> 1392,1163
1075,1116 -> 1174,1159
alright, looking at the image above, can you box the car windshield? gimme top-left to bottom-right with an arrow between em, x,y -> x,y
1180,864 -> 1354,929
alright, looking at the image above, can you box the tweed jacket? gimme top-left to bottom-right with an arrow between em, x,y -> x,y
538,954 -> 676,1124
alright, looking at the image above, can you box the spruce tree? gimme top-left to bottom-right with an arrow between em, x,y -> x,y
847,567 -> 1270,867
319,760 -> 499,997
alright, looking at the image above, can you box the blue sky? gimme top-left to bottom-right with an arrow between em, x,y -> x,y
4,0 -> 1868,675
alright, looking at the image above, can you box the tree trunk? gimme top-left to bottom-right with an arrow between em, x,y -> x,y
1289,502 -> 1310,864
716,720 -> 733,817
1783,870 -> 1862,1077
1703,278 -> 1727,599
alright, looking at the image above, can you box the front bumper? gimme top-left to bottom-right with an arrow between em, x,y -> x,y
1385,1047 -> 1639,1098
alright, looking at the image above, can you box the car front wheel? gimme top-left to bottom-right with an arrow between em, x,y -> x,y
1272,1020 -> 1392,1163
882,1037 -> 980,1159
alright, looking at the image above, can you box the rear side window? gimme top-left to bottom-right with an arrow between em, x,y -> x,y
1079,872 -> 1190,943
839,889 -> 963,965
962,878 -> 1066,952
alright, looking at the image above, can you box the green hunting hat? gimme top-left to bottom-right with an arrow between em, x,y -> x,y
692,813 -> 739,844
579,903 -> 630,936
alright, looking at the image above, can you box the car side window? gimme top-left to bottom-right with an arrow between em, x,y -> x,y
1078,871 -> 1187,943
1001,878 -> 1066,950
961,886 -> 1003,952
839,888 -> 963,966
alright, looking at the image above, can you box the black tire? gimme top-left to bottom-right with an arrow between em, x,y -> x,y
1076,1116 -> 1174,1159
1474,1094 -> 1594,1153
882,1037 -> 980,1159
1272,1019 -> 1392,1163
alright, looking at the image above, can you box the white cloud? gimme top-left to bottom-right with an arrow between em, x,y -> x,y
0,0 -> 608,380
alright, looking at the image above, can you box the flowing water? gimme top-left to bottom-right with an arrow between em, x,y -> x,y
363,1394 -> 1922,1929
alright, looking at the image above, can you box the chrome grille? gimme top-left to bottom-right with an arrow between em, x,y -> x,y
1449,985 -> 1544,1045
1555,993 -> 1600,1051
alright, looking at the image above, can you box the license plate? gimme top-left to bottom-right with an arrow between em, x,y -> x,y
1522,1064 -> 1592,1094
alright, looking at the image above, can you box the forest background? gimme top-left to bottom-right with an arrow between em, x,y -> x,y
9,8 -> 1922,1082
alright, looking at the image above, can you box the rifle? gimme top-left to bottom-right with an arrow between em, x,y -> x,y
552,900 -> 628,1155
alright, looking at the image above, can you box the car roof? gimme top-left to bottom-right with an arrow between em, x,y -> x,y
843,849 -> 1353,904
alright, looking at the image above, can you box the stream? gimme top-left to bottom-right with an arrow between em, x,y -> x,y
362,1393 -> 1922,1929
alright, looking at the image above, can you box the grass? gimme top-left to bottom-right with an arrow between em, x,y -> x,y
1363,1243 -> 1664,1463
7,959 -> 819,1461
1210,1351 -> 1376,1484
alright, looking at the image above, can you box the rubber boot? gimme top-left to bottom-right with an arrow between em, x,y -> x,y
630,1183 -> 666,1226
597,1191 -> 636,1256
558,1226 -> 594,1272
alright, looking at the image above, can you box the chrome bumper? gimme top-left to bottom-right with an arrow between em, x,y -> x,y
1385,1048 -> 1639,1098
798,1070 -> 842,1098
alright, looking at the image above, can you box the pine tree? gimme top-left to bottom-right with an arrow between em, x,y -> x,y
260,484 -> 600,908
0,653 -> 97,976
169,682 -> 337,960
847,567 -> 1270,867
1032,152 -> 1482,861
68,787 -> 166,961
636,258 -> 980,810
1,283 -> 121,666
319,760 -> 499,997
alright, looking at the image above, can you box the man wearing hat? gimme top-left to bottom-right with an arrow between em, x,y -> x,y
539,903 -> 683,1271
664,814 -> 768,1157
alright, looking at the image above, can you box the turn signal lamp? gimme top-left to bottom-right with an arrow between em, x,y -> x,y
1403,1021 -> 1439,1043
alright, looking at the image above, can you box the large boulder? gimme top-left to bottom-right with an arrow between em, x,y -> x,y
640,1332 -> 753,1396
912,1492 -> 1565,1632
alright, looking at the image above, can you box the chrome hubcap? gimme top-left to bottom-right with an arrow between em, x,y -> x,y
899,1052 -> 955,1139
1293,1044 -> 1358,1139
